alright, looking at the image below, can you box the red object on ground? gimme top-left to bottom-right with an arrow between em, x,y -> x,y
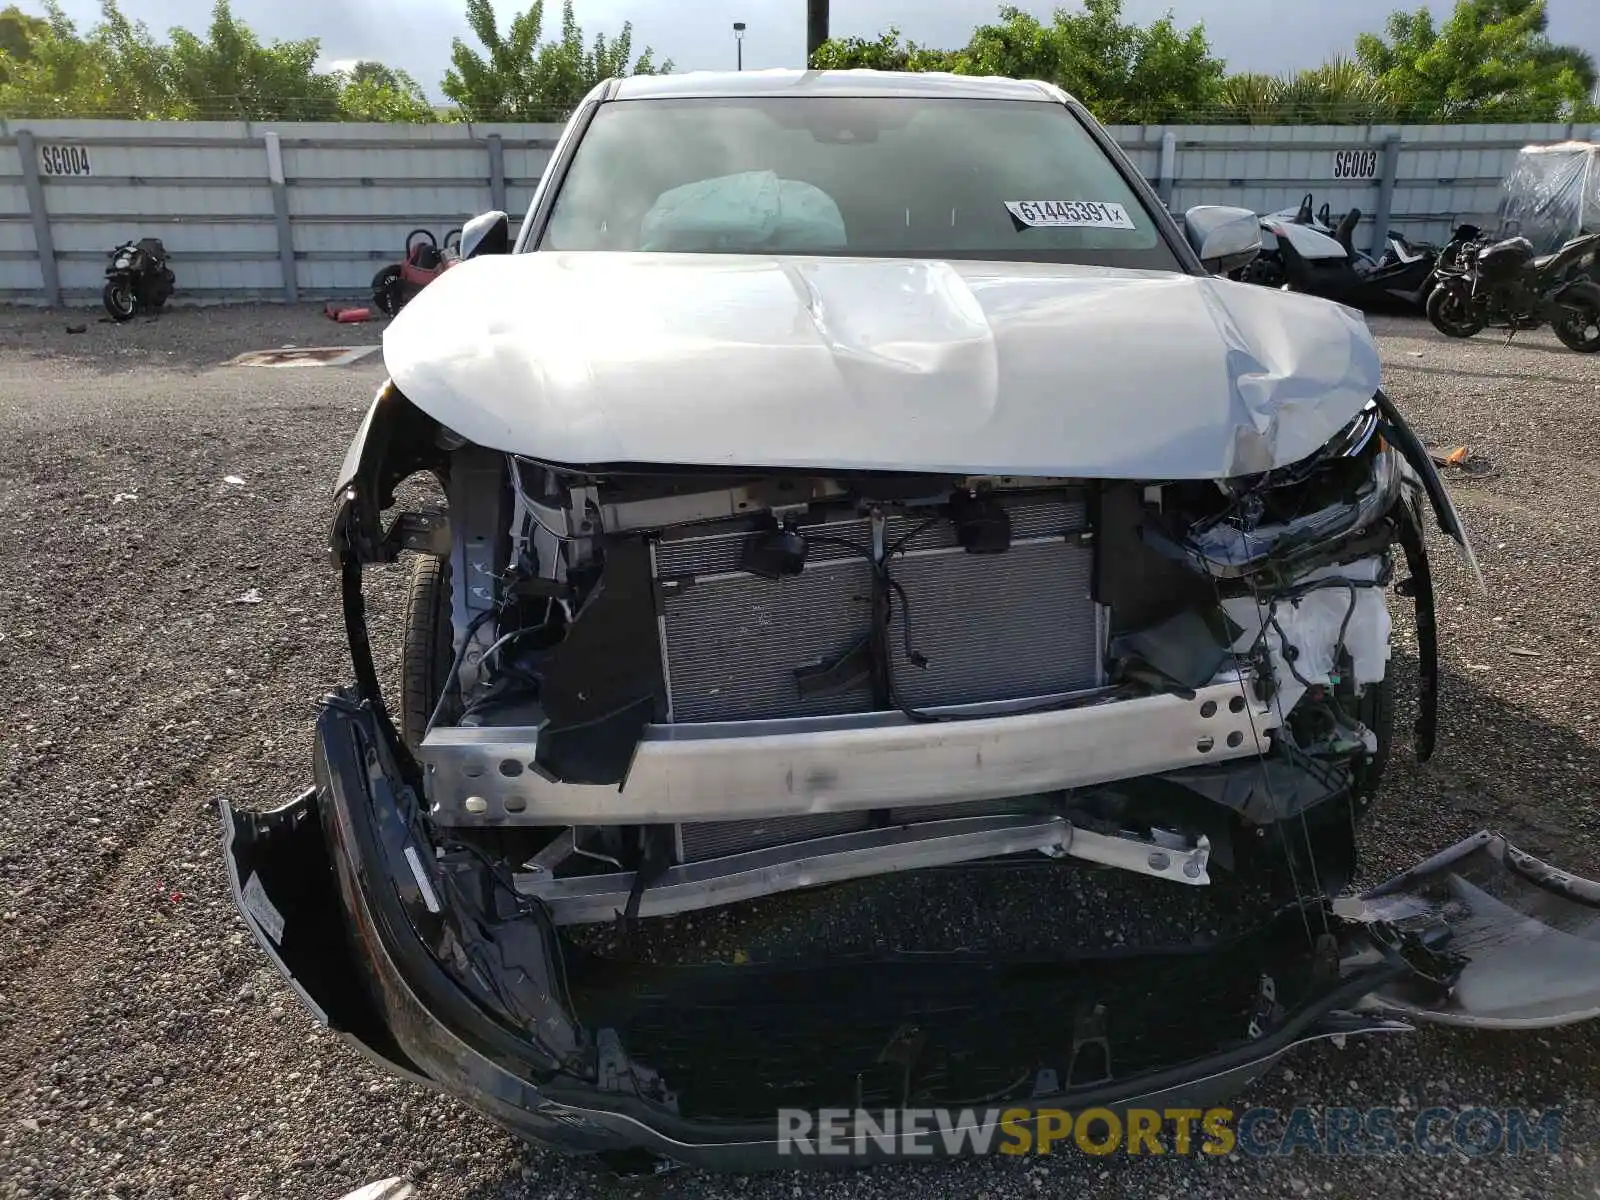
324,301 -> 372,323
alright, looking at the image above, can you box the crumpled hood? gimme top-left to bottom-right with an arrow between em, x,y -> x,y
383,252 -> 1381,479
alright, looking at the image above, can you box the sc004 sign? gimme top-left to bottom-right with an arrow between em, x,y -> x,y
38,145 -> 93,176
1332,149 -> 1379,180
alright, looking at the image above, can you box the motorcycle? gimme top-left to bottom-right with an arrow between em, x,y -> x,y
1235,193 -> 1438,312
1425,228 -> 1600,352
1430,222 -> 1485,274
102,238 -> 175,322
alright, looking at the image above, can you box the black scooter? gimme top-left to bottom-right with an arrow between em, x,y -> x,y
103,238 -> 176,322
1425,229 -> 1600,352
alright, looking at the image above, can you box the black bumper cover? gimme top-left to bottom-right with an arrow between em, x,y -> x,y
221,698 -> 1600,1170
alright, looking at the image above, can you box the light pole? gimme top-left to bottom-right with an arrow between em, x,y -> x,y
806,0 -> 828,61
733,21 -> 746,71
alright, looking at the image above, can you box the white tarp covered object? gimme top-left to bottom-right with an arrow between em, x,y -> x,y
1501,141 -> 1600,255
639,170 -> 848,253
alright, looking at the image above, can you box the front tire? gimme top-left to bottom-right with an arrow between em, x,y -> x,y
102,280 -> 136,322
371,265 -> 406,316
1552,287 -> 1600,353
1425,282 -> 1485,338
400,553 -> 455,754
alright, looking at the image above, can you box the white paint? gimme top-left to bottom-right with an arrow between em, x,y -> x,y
263,131 -> 285,186
383,251 -> 1381,480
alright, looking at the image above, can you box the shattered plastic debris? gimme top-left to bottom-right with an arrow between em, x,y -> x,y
223,475 -> 246,486
232,588 -> 264,605
111,492 -> 139,505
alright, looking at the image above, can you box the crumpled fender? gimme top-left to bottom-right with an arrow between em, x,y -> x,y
1373,389 -> 1486,593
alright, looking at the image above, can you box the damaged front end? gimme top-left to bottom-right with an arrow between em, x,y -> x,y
223,381 -> 1600,1169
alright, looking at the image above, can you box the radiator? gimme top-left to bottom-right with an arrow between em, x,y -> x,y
652,495 -> 1102,726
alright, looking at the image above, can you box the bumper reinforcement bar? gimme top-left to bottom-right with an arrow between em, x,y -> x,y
422,675 -> 1278,826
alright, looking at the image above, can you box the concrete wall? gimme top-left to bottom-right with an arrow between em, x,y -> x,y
1,116 -> 1594,304
1111,121 -> 1596,251
0,118 -> 562,303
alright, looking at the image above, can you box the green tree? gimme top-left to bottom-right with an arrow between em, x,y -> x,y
442,0 -> 669,121
0,0 -> 434,121
809,2 -> 1225,125
0,1 -> 116,115
958,2 -> 1225,122
0,3 -> 48,84
1214,72 -> 1282,123
1355,0 -> 1595,120
338,59 -> 438,122
163,0 -> 341,119
1213,60 -> 1401,125
808,27 -> 959,72
93,0 -> 181,118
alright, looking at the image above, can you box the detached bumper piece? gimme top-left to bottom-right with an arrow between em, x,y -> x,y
221,698 -> 1600,1170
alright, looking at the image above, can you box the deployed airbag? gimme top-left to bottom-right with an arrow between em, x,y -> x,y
641,171 -> 847,253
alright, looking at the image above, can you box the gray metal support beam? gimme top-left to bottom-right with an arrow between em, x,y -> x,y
15,130 -> 61,306
1369,135 -> 1402,259
1158,130 -> 1178,209
487,133 -> 507,213
263,132 -> 298,303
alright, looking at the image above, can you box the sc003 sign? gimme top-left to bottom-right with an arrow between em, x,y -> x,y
1332,149 -> 1379,180
38,144 -> 93,176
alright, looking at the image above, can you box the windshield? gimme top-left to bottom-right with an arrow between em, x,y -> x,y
536,96 -> 1179,270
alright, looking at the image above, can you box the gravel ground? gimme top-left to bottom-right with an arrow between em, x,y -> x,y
0,303 -> 1598,1199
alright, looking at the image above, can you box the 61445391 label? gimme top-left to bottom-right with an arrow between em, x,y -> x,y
1005,200 -> 1136,230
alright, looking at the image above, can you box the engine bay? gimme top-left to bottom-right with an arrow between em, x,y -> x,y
338,394 -> 1426,926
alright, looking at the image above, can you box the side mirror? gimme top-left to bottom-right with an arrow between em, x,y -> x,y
1183,205 -> 1262,275
459,210 -> 510,260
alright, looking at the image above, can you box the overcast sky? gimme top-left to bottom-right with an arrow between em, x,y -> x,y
38,0 -> 1600,98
